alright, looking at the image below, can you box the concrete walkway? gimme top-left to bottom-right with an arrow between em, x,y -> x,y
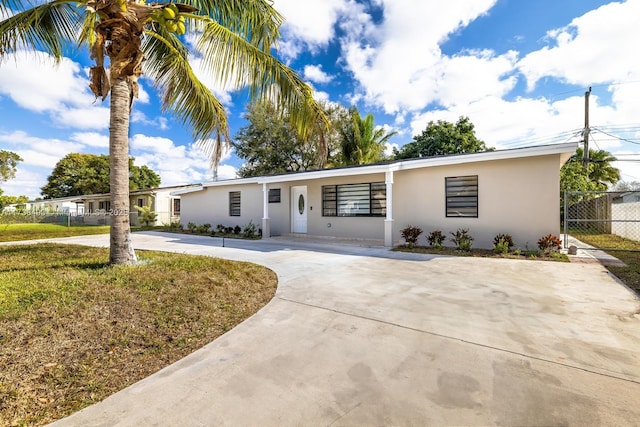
40,232 -> 640,426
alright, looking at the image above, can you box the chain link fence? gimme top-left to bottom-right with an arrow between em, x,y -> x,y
0,211 -> 85,225
563,191 -> 640,250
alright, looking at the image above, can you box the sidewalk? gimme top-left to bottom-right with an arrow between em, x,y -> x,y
563,234 -> 627,267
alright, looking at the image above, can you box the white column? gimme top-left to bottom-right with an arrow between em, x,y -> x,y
384,170 -> 394,247
262,183 -> 271,238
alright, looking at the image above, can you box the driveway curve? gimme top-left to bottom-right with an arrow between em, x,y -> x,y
44,231 -> 640,426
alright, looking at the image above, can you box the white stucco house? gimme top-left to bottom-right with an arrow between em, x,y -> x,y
19,184 -> 197,226
175,143 -> 577,249
21,196 -> 85,215
79,184 -> 198,226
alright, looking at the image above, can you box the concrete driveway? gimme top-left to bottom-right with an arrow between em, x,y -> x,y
45,232 -> 640,426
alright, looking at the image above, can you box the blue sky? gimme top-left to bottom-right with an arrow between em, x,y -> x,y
1,0 -> 640,199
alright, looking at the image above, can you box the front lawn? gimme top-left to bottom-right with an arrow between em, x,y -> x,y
0,223 -> 111,242
0,244 -> 277,426
571,232 -> 640,296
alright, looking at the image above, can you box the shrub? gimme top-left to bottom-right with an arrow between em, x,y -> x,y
427,230 -> 446,248
216,224 -> 226,234
243,220 -> 257,238
168,221 -> 182,232
493,233 -> 514,249
537,234 -> 562,252
187,222 -> 197,233
224,226 -> 234,234
196,223 -> 211,234
233,225 -> 242,235
134,205 -> 158,227
451,228 -> 474,252
493,237 -> 510,255
401,225 -> 423,248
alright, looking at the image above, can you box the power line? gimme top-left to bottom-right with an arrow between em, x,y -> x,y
592,127 -> 640,145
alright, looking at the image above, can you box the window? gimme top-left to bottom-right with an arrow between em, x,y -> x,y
98,201 -> 111,211
137,198 -> 144,215
172,198 -> 181,215
88,202 -> 94,213
322,182 -> 386,217
446,175 -> 478,217
268,188 -> 281,203
229,191 -> 241,216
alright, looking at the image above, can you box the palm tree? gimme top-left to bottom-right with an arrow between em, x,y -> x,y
1,0 -> 326,264
339,107 -> 396,166
575,148 -> 620,189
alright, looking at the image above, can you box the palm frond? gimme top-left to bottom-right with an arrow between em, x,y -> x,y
183,0 -> 282,51
143,27 -> 229,162
0,0 -> 82,59
197,20 -> 328,140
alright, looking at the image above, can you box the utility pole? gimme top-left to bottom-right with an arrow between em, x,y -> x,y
583,86 -> 591,168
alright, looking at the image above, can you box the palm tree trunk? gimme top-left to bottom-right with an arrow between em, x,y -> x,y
109,77 -> 137,264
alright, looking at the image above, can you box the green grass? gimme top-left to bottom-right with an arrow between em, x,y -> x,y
0,223 -> 111,242
571,232 -> 640,295
0,244 -> 277,426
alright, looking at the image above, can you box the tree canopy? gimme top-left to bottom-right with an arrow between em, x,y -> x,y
41,153 -> 161,198
560,148 -> 620,193
0,150 -> 23,183
233,100 -> 349,176
337,108 -> 396,166
395,116 -> 492,159
0,191 -> 29,210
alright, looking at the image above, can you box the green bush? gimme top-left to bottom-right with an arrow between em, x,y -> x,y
451,228 -> 474,252
493,237 -> 510,254
187,222 -> 197,233
134,206 -> 158,227
196,223 -> 211,234
427,230 -> 445,248
401,225 -> 423,248
493,233 -> 514,249
167,221 -> 182,232
243,220 -> 257,238
233,225 -> 241,235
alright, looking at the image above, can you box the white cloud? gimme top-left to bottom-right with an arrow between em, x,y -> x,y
0,131 -> 84,158
129,134 -> 232,186
518,1 -> 640,90
304,64 -> 333,84
341,0 -> 501,113
273,0 -> 351,57
70,132 -> 109,149
51,105 -> 110,130
1,167 -> 47,199
0,51 -> 95,112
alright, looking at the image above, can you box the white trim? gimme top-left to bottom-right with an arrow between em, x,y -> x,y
195,143 -> 578,188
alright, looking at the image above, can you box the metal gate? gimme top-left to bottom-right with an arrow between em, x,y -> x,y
563,191 -> 640,250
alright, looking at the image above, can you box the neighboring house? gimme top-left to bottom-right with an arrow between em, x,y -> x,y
80,184 -> 196,226
175,143 -> 577,249
22,196 -> 85,215
611,192 -> 640,242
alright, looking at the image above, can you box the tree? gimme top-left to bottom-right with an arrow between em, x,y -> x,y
561,148 -> 620,193
0,192 -> 29,210
0,150 -> 22,183
395,116 -> 492,159
337,108 -> 396,166
233,100 -> 347,177
41,153 -> 161,198
233,101 -> 317,177
2,0 -> 325,264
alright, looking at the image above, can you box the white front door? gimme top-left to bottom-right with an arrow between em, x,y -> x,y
291,186 -> 307,233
